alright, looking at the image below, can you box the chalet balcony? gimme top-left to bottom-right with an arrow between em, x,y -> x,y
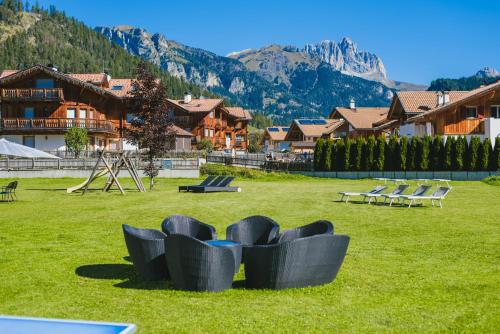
1,88 -> 64,101
0,118 -> 117,134
444,118 -> 485,135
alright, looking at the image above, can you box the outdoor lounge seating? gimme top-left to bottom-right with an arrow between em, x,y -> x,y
339,185 -> 387,203
400,186 -> 451,208
161,214 -> 217,241
278,220 -> 334,243
362,184 -> 409,204
189,176 -> 240,193
244,234 -> 350,289
0,181 -> 17,202
178,175 -> 216,192
165,234 -> 235,292
382,184 -> 432,206
122,224 -> 169,281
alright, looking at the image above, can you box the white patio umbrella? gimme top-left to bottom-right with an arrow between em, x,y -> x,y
0,138 -> 61,159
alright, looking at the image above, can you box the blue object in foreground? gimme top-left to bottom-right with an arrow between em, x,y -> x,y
0,315 -> 137,334
206,240 -> 240,246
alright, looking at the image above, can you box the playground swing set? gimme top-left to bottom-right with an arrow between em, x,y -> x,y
67,150 -> 145,195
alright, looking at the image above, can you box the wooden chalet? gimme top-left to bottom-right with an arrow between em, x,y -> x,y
403,81 -> 500,141
263,126 -> 289,151
0,65 -> 133,151
166,95 -> 251,150
329,100 -> 389,138
284,119 -> 344,152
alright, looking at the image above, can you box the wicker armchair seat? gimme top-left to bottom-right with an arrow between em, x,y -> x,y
161,214 -> 217,241
278,220 -> 333,243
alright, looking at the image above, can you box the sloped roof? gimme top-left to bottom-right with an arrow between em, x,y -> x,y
408,80 -> 500,121
396,91 -> 469,114
167,124 -> 193,137
265,126 -> 289,141
105,79 -> 134,97
67,73 -> 107,84
0,70 -> 19,78
291,119 -> 344,138
167,98 -> 223,113
332,107 -> 389,130
225,107 -> 252,120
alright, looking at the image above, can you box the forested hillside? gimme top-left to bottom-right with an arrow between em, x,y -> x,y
0,0 -> 211,99
428,75 -> 498,91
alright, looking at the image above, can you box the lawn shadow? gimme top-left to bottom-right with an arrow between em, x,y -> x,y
25,188 -> 69,191
232,279 -> 246,289
114,278 -> 172,290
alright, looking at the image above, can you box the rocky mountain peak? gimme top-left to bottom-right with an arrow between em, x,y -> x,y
476,67 -> 499,78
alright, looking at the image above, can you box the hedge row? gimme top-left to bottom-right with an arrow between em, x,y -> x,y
314,135 -> 500,172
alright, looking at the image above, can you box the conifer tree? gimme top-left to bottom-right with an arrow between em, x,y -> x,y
467,136 -> 481,171
344,138 -> 352,171
323,139 -> 333,171
444,136 -> 454,171
385,135 -> 398,171
408,137 -> 420,171
314,138 -> 324,171
350,137 -> 364,171
419,135 -> 432,171
335,140 -> 346,171
362,135 -> 376,171
374,135 -> 385,171
452,136 -> 466,171
478,138 -> 491,171
398,136 -> 408,171
430,135 -> 444,170
491,137 -> 500,171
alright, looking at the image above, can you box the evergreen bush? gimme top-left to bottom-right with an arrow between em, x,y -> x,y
453,136 -> 467,171
419,135 -> 432,171
398,136 -> 408,171
430,135 -> 444,170
350,137 -> 364,171
492,137 -> 500,171
467,136 -> 481,171
335,140 -> 346,171
344,139 -> 352,171
374,135 -> 385,171
385,135 -> 398,171
362,135 -> 376,171
314,138 -> 324,171
444,136 -> 455,170
408,137 -> 420,171
323,139 -> 334,171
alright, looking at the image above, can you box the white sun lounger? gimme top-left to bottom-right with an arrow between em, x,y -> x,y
382,184 -> 432,206
339,185 -> 387,203
362,184 -> 409,204
400,186 -> 451,208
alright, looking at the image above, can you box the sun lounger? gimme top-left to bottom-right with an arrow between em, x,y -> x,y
339,185 -> 387,203
362,184 -> 409,204
382,184 -> 432,206
190,176 -> 240,193
401,186 -> 451,208
178,175 -> 216,192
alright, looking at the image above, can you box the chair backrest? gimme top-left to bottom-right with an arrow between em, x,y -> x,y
7,181 -> 18,190
411,184 -> 432,196
164,234 -> 234,291
121,224 -> 168,281
161,214 -> 217,241
226,215 -> 280,246
207,176 -> 226,187
199,176 -> 216,186
370,185 -> 387,194
432,186 -> 450,198
218,176 -> 235,187
391,184 -> 409,195
278,220 -> 334,243
244,234 -> 350,289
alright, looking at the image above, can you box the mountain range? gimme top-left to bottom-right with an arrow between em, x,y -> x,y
97,25 -> 426,123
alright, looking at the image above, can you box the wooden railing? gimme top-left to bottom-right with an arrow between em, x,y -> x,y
0,118 -> 116,133
445,118 -> 485,135
1,88 -> 64,101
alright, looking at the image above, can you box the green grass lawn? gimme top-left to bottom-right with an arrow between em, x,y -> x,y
0,176 -> 499,333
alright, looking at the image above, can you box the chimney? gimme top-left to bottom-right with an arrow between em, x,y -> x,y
443,91 -> 450,104
437,91 -> 444,106
349,98 -> 356,110
183,92 -> 192,104
104,70 -> 112,82
47,63 -> 58,72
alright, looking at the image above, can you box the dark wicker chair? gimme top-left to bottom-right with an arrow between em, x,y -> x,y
244,234 -> 350,290
0,181 -> 18,202
161,214 -> 217,241
122,224 -> 169,281
164,234 -> 235,292
226,215 -> 280,246
278,220 -> 334,243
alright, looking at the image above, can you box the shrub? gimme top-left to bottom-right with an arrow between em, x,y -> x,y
197,139 -> 214,153
314,138 -> 324,171
350,137 -> 364,171
335,140 -> 346,171
374,135 -> 385,171
478,138 -> 492,171
330,139 -> 337,171
362,135 -> 376,171
492,137 -> 500,171
344,139 -> 352,171
323,139 -> 333,171
247,132 -> 264,153
385,135 -> 398,171
408,136 -> 420,171
430,135 -> 444,171
398,136 -> 408,171
444,136 -> 454,170
419,135 -> 432,171
467,136 -> 481,171
453,136 -> 466,171
64,127 -> 88,158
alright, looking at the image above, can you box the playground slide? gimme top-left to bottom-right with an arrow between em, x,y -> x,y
66,169 -> 109,193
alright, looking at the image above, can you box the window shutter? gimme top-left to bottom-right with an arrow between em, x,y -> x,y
460,106 -> 467,119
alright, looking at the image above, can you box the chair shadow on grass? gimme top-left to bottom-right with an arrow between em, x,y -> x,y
75,263 -> 170,290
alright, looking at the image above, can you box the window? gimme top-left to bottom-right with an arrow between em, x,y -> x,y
35,79 -> 54,89
491,105 -> 500,119
126,113 -> 137,123
236,134 -> 243,142
204,128 -> 209,137
111,85 -> 123,91
79,109 -> 87,119
209,129 -> 214,137
89,110 -> 94,119
23,136 -> 35,148
24,107 -> 34,119
209,111 -> 214,119
465,106 -> 477,119
67,108 -> 76,119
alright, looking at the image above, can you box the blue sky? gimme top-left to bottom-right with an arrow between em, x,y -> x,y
35,0 -> 500,84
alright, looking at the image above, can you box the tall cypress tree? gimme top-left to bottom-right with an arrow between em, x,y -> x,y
420,135 -> 432,171
362,135 -> 376,171
344,138 -> 352,171
386,135 -> 398,171
398,136 -> 408,171
452,136 -> 466,171
314,138 -> 324,171
491,137 -> 500,171
350,137 -> 364,171
323,139 -> 333,171
430,135 -> 444,171
478,138 -> 491,171
444,136 -> 454,171
335,140 -> 346,171
374,135 -> 385,171
330,140 -> 337,171
408,137 -> 420,171
467,136 -> 481,171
